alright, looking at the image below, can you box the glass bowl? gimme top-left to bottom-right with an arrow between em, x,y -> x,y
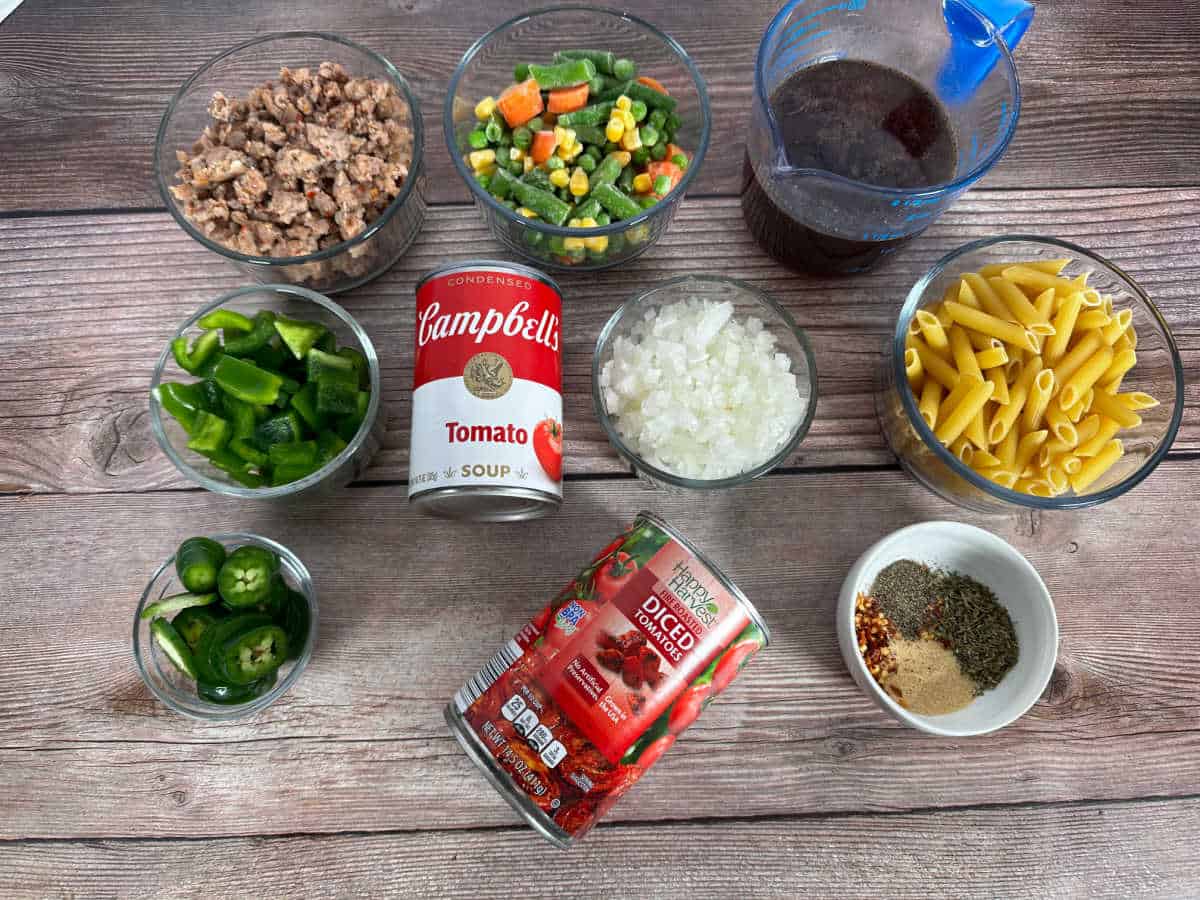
149,284 -> 384,500
155,32 -> 427,294
133,533 -> 317,721
877,236 -> 1184,513
593,275 -> 818,490
444,7 -> 711,271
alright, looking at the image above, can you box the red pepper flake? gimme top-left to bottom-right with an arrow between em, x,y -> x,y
854,592 -> 898,682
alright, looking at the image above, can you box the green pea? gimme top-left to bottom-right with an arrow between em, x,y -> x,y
666,112 -> 682,132
648,108 -> 667,130
546,155 -> 565,171
523,228 -> 544,247
585,144 -> 603,162
578,154 -> 597,174
638,194 -> 659,209
468,129 -> 489,150
548,235 -> 567,254
650,142 -> 668,161
513,126 -> 533,150
527,117 -> 544,133
594,212 -> 611,226
484,121 -> 503,142
653,174 -> 672,195
613,58 -> 636,81
630,99 -> 648,122
640,124 -> 659,147
475,172 -> 492,190
631,147 -> 650,167
509,159 -> 524,175
671,153 -> 689,169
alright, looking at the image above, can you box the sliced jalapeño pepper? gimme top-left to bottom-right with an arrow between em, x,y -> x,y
279,589 -> 310,660
197,672 -> 277,705
222,310 -> 276,356
175,536 -> 227,594
140,591 -> 217,621
219,622 -> 289,684
217,546 -> 279,608
198,308 -> 254,333
193,612 -> 273,683
274,316 -> 328,360
186,410 -> 231,454
212,354 -> 284,405
150,617 -> 198,679
172,605 -> 223,651
171,329 -> 222,375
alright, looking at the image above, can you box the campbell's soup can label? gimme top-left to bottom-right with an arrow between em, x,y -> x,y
409,261 -> 563,521
445,512 -> 770,846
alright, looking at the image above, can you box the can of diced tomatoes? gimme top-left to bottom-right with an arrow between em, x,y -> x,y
445,511 -> 770,846
409,261 -> 563,521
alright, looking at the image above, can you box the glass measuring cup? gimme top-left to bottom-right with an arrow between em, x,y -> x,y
742,0 -> 1032,275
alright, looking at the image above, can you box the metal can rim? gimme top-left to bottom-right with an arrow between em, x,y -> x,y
635,510 -> 772,647
415,259 -> 564,297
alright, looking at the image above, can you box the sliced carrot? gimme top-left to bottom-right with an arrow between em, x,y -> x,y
547,82 -> 589,114
665,143 -> 690,162
646,160 -> 683,198
530,129 -> 557,165
636,75 -> 669,95
496,78 -> 544,128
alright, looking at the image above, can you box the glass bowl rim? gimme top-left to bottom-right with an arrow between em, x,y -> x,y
592,274 -> 820,489
754,0 -> 1022,199
148,283 -> 382,499
893,234 -> 1185,510
154,30 -> 425,267
442,4 -> 712,238
131,531 -> 318,721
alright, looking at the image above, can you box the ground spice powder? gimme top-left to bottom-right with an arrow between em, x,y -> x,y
881,636 -> 976,715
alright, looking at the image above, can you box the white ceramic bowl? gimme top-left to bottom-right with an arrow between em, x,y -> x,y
837,521 -> 1058,736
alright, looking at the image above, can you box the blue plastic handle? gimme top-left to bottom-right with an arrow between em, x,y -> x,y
939,0 -> 1034,103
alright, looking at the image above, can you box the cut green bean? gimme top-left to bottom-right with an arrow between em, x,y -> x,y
597,80 -> 632,102
613,58 -> 637,81
556,101 -> 614,127
573,197 -> 602,220
494,168 -> 573,225
624,80 -> 676,112
589,152 -> 624,188
592,182 -> 642,220
556,49 -> 616,75
528,58 -> 596,90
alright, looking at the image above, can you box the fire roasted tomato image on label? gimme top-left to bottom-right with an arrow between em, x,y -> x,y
447,513 -> 770,846
409,263 -> 564,513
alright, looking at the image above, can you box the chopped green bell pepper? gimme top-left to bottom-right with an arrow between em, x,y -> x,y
198,308 -> 254,333
316,378 -> 358,416
316,429 -> 348,463
222,310 -> 276,356
306,348 -> 356,383
337,347 -> 369,389
253,411 -> 304,449
268,440 -> 319,468
274,316 -> 328,360
336,391 -> 371,441
289,382 -> 328,432
171,329 -> 221,375
212,355 -> 284,405
186,410 -> 231,453
154,381 -> 208,433
204,448 -> 266,488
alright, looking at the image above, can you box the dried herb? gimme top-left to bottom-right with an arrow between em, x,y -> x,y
925,572 -> 1018,692
871,559 -> 941,638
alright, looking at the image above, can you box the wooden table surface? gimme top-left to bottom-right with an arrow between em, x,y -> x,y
1,1 -> 1198,896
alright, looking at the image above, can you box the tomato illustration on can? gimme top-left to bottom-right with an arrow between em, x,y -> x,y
445,512 -> 770,847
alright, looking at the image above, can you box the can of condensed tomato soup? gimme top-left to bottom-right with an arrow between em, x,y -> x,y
445,511 -> 770,846
409,261 -> 563,521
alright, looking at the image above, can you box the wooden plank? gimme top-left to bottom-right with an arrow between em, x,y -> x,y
0,190 -> 1196,495
1,464 -> 1197,838
1,796 -> 1197,898
1,0 -> 1199,213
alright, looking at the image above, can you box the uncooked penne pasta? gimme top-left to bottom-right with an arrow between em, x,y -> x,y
1059,344 -> 1114,410
1034,288 -> 1056,321
966,405 -> 990,451
1076,416 -> 1122,457
1022,368 -> 1056,432
989,355 -> 1043,444
1100,348 -> 1136,392
949,325 -> 982,379
911,336 -> 960,391
962,272 -> 1013,321
1075,308 -> 1112,331
1064,390 -> 1090,423
1119,391 -> 1160,411
1070,439 -> 1124,492
1015,477 -> 1054,498
991,275 -> 1053,329
1051,330 -> 1105,391
1001,265 -> 1082,297
1074,414 -> 1102,448
907,316 -> 923,338
1044,293 -> 1083,366
934,302 -> 955,329
916,309 -> 950,351
1044,403 -> 1078,446
1088,389 -> 1143,429
1044,464 -> 1069,495
951,436 -> 974,464
919,379 -> 943,429
1100,307 -> 1133,345
1062,455 -> 1083,475
1014,429 -> 1049,475
997,425 -> 1020,468
905,347 -> 923,386
972,449 -> 1002,469
983,468 -> 1020,488
935,376 -> 994,445
986,367 -> 1010,406
944,300 -> 1039,353
980,258 -> 1070,278
975,341 -> 1008,370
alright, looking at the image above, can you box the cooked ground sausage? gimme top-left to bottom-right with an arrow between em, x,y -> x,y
169,62 -> 415,278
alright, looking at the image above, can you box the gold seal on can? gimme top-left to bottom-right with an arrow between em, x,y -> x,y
463,351 -> 513,400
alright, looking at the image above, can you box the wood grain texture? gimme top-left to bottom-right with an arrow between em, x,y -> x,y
0,797 -> 1197,899
1,465 -> 1197,839
1,0 -> 1199,213
0,190 -> 1196,494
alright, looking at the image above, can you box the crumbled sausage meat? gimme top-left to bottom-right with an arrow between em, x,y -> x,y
170,60 -> 414,281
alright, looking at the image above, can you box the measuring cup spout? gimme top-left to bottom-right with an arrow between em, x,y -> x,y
940,0 -> 1034,102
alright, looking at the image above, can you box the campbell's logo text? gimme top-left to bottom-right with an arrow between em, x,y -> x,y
418,299 -> 560,352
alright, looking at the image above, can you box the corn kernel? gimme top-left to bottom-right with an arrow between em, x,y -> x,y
509,146 -> 525,162
553,125 -> 577,149
523,155 -> 534,174
615,94 -> 632,111
620,127 -> 642,151
605,118 -> 625,142
468,148 -> 496,172
578,216 -> 598,228
516,207 -> 539,219
563,236 -> 586,251
584,234 -> 609,253
567,218 -> 583,228
620,109 -> 636,131
612,151 -> 632,167
557,141 -> 583,161
632,172 -> 652,193
549,167 -> 570,188
569,167 -> 590,197
474,97 -> 497,121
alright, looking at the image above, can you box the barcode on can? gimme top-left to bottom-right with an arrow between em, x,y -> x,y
454,639 -> 524,713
